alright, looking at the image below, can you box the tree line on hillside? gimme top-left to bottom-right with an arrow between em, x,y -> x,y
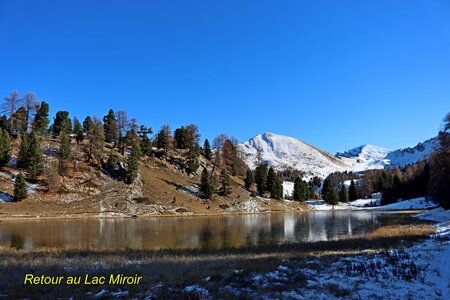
320,113 -> 449,208
0,90 -> 251,202
1,90 -> 448,208
0,91 -> 200,200
199,133 -> 247,199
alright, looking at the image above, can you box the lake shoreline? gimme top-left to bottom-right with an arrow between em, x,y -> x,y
0,206 -> 433,222
0,222 -> 439,298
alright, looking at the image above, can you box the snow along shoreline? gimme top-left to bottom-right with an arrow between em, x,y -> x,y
306,197 -> 439,211
171,208 -> 450,299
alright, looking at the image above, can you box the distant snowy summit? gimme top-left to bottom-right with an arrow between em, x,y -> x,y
335,144 -> 391,161
237,132 -> 348,178
337,138 -> 438,168
384,137 -> 439,167
335,144 -> 392,171
238,133 -> 438,179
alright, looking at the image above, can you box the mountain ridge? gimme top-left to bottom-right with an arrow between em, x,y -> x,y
238,132 -> 437,179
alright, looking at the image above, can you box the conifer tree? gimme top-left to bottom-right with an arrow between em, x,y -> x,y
293,177 -> 308,201
339,185 -> 349,203
26,132 -> 44,179
117,134 -> 126,155
308,186 -> 316,199
322,178 -> 339,205
17,132 -> 43,179
82,116 -> 94,134
103,109 -> 118,144
53,111 -> 71,136
200,168 -> 213,199
203,139 -> 212,160
155,130 -> 168,152
138,125 -> 153,156
0,115 -> 7,130
348,179 -> 358,201
13,173 -> 27,201
271,176 -> 283,199
84,117 -> 105,163
244,169 -> 255,190
155,125 -> 171,154
13,107 -> 27,134
58,131 -> 72,175
17,133 -> 30,169
266,167 -> 276,195
73,117 -> 84,144
125,129 -> 138,149
301,180 -> 310,200
32,101 -> 49,134
255,164 -> 268,195
186,145 -> 200,174
428,112 -> 450,208
220,169 -> 232,196
174,126 -> 188,149
126,141 -> 141,184
0,129 -> 12,167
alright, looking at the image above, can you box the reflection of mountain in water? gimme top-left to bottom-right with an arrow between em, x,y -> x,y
0,212 -> 406,250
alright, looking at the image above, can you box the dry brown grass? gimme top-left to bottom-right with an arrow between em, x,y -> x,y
0,223 -> 435,298
368,224 -> 435,238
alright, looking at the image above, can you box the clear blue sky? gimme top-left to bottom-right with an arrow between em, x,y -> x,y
0,1 -> 449,153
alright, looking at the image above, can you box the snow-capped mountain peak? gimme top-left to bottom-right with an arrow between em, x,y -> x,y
237,132 -> 348,178
336,144 -> 391,161
335,144 -> 392,172
384,138 -> 439,167
237,132 -> 437,179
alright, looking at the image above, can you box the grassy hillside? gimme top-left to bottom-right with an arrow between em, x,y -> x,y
0,137 -> 308,218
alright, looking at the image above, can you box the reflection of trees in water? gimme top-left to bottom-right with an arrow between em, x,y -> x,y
294,211 -> 379,242
199,225 -> 213,248
220,222 -> 231,248
10,234 -> 24,249
0,212 -> 410,250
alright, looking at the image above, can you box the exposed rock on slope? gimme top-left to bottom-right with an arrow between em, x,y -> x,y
384,138 -> 438,167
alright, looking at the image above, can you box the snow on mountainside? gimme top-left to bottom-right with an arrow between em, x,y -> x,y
335,139 -> 438,169
384,137 -> 438,167
335,145 -> 391,171
238,133 -> 438,179
335,144 -> 391,161
237,132 -> 349,178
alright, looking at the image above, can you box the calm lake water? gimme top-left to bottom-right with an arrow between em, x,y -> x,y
0,211 -> 419,250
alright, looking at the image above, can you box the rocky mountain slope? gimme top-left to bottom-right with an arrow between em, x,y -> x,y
0,139 -> 307,217
384,137 -> 438,167
238,133 -> 437,179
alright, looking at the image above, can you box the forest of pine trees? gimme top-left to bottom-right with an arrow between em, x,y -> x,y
0,90 -> 255,203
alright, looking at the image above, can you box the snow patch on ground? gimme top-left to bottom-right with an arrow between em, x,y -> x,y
416,208 -> 450,223
371,197 -> 438,210
306,198 -> 380,211
307,197 -> 438,211
183,285 -> 210,298
215,212 -> 450,299
282,181 -> 294,198
234,200 -> 261,213
0,192 -> 13,202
